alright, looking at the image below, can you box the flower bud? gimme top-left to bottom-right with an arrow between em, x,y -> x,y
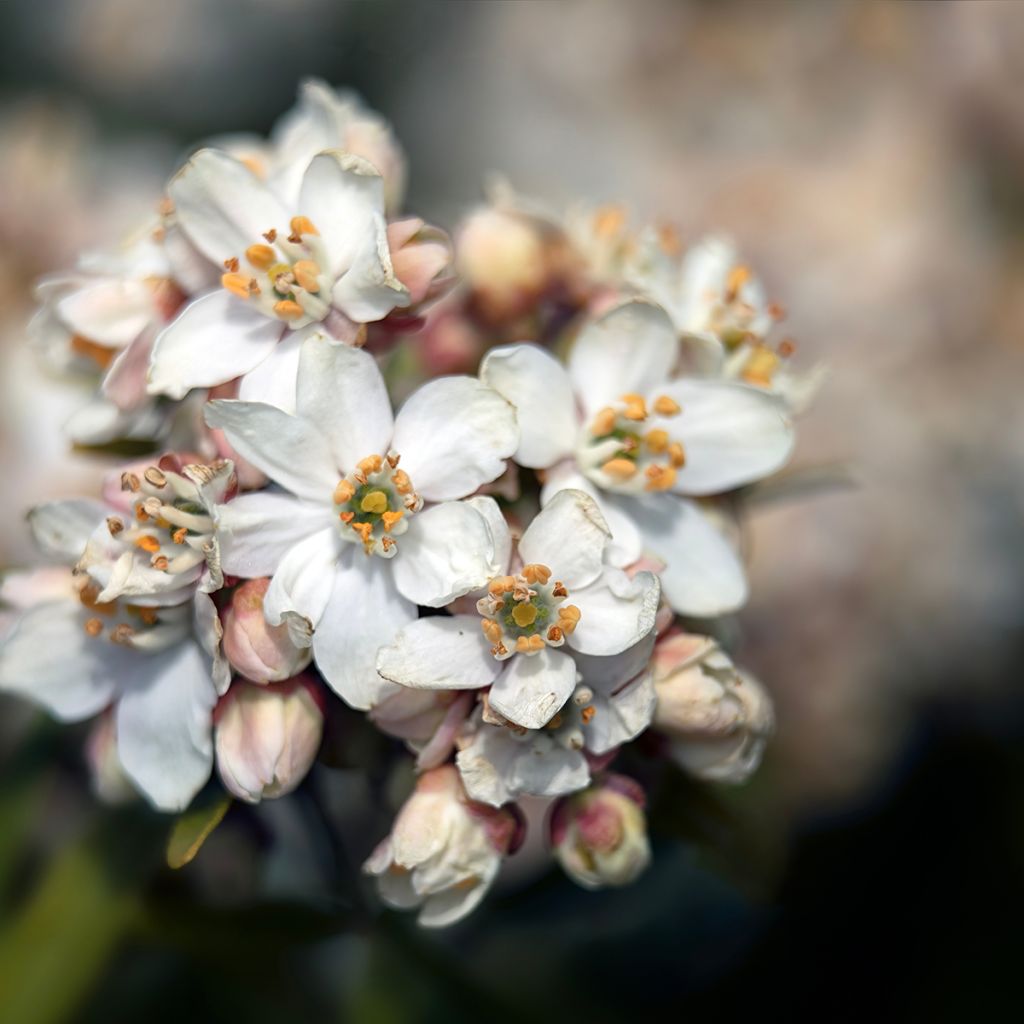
652,632 -> 774,783
214,675 -> 324,803
364,764 -> 524,928
549,774 -> 650,889
222,578 -> 312,683
387,218 -> 454,311
85,709 -> 137,806
369,689 -> 474,771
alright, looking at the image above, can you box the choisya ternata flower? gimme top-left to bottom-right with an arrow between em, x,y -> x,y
147,148 -> 409,404
206,334 -> 517,710
376,488 -> 660,734
0,500 -> 229,811
364,764 -> 524,928
480,300 -> 795,617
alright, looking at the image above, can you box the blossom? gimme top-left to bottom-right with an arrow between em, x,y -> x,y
376,488 -> 660,733
206,334 -> 518,709
214,674 -> 324,803
364,764 -> 524,928
85,710 -> 137,806
652,631 -> 774,783
480,300 -> 794,615
222,577 -> 313,683
0,499 -> 228,810
369,688 -> 475,771
549,773 -> 651,889
147,148 -> 409,403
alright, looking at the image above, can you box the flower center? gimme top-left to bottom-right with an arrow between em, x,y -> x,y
477,564 -> 581,659
220,217 -> 331,326
78,579 -> 190,652
577,393 -> 685,495
334,451 -> 423,558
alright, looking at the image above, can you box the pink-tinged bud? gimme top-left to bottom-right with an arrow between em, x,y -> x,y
549,773 -> 650,890
85,710 -> 137,806
416,303 -> 485,376
369,689 -> 474,771
363,764 -> 523,928
214,675 -> 324,803
652,632 -> 774,783
625,555 -> 673,634
222,578 -> 312,683
387,218 -> 454,310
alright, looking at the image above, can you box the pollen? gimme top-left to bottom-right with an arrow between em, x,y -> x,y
521,563 -> 552,585
488,575 -> 515,596
557,605 -> 581,633
134,535 -> 161,554
273,299 -> 304,320
358,455 -> 384,476
516,635 -> 546,654
339,511 -> 355,524
222,272 -> 254,299
547,625 -> 563,643
289,215 -> 318,238
602,458 -> 637,479
360,491 -> 388,515
351,522 -> 373,547
653,395 -> 681,416
171,527 -> 188,545
245,244 -> 276,269
223,256 -> 240,272
511,603 -> 538,628
84,617 -> 103,637
262,228 -> 278,243
382,509 -> 404,532
392,469 -> 413,494
668,442 -> 686,468
581,705 -> 596,724
481,618 -> 503,644
620,393 -> 648,421
645,429 -> 669,454
551,581 -> 568,598
292,260 -> 321,292
742,344 -> 781,386
333,480 -> 355,505
644,464 -> 677,491
591,407 -> 617,435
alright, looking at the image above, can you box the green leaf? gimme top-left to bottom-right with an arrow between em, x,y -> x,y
166,794 -> 232,869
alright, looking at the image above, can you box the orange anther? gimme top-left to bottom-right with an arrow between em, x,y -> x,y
488,575 -> 515,596
351,522 -> 373,547
273,299 -> 304,320
602,458 -> 637,479
521,563 -> 552,585
667,442 -> 686,468
620,393 -> 647,421
223,256 -> 240,272
725,264 -> 752,302
591,407 -> 617,436
481,619 -> 503,644
222,272 -> 254,299
135,535 -> 161,554
581,705 -> 596,724
551,581 -> 568,598
84,617 -> 103,637
646,429 -> 669,454
644,464 -> 677,491
292,259 -> 321,292
245,244 -> 276,269
171,527 -> 188,545
653,395 -> 681,417
357,455 -> 383,476
333,480 -> 355,505
382,510 -> 404,532
557,605 -> 581,634
289,216 -> 318,238
392,469 -> 412,494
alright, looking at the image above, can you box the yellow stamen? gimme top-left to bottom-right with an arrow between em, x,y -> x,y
292,260 -> 321,292
481,619 -> 503,644
653,395 -> 681,416
591,407 -> 617,436
668,442 -> 686,468
358,455 -> 383,476
273,299 -> 304,320
581,705 -> 596,724
245,244 -> 276,269
392,469 -> 412,494
360,491 -> 388,515
602,458 -> 637,480
333,480 -> 355,505
644,464 -> 677,491
382,509 -> 404,532
742,344 -> 781,386
512,603 -> 538,628
521,564 -> 552,585
135,535 -> 161,554
223,257 -> 239,272
172,527 -> 188,545
84,617 -> 103,637
351,522 -> 373,547
645,429 -> 669,454
263,228 -> 278,243
551,581 -> 568,598
339,511 -> 355,524
620,393 -> 647,421
557,605 -> 581,634
222,272 -> 254,299
489,575 -> 515,596
725,264 -> 752,302
547,625 -> 563,643
290,215 -> 318,238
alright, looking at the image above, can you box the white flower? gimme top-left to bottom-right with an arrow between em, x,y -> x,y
453,630 -> 657,806
363,764 -> 523,928
652,631 -> 774,783
0,500 -> 229,811
376,488 -> 660,735
206,334 -> 518,709
480,300 -> 794,616
147,147 -> 408,404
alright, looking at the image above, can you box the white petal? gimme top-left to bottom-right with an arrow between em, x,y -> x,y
626,496 -> 747,616
419,882 -> 489,929
169,148 -> 290,265
392,377 -> 517,502
584,670 -> 656,755
214,489 -> 334,577
518,488 -> 610,589
237,327 -> 305,412
27,499 -> 106,560
57,279 -> 152,347
312,552 -> 416,709
0,600 -> 131,721
376,615 -> 500,690
480,344 -> 577,469
295,336 -> 393,471
391,502 -> 495,607
147,291 -> 282,400
651,379 -> 794,495
464,495 -> 512,576
571,631 -> 656,695
263,527 -> 340,629
204,399 -> 337,501
103,327 -> 155,412
487,647 -> 576,730
65,397 -> 167,447
116,641 -> 217,812
568,301 -> 678,417
569,568 -> 659,657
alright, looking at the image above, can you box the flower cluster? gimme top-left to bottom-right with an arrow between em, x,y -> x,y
1,81 -> 815,927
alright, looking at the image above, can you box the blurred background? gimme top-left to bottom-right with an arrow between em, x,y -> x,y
1,1 -> 1023,1020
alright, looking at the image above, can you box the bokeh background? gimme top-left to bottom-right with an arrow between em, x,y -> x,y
1,1 -> 1023,1021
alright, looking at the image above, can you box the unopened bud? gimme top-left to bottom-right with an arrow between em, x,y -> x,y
85,710 -> 137,806
222,578 -> 312,683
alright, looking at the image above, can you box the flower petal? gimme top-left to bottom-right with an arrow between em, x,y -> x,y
583,669 -> 656,755
169,148 -> 290,266
236,323 -> 314,412
147,291 -> 282,400
116,641 -> 217,812
263,527 -> 340,630
392,377 -> 517,502
569,568 -> 660,657
650,379 -> 794,495
570,631 -> 656,695
480,344 -> 577,469
312,551 -> 416,709
295,335 -> 393,471
568,301 -> 678,417
626,495 -> 747,616
487,647 -> 576,730
214,489 -> 334,578
518,488 -> 610,589
57,279 -> 153,347
27,499 -> 106,561
376,615 -> 500,690
464,495 -> 512,576
204,399 -> 337,501
391,501 -> 495,607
